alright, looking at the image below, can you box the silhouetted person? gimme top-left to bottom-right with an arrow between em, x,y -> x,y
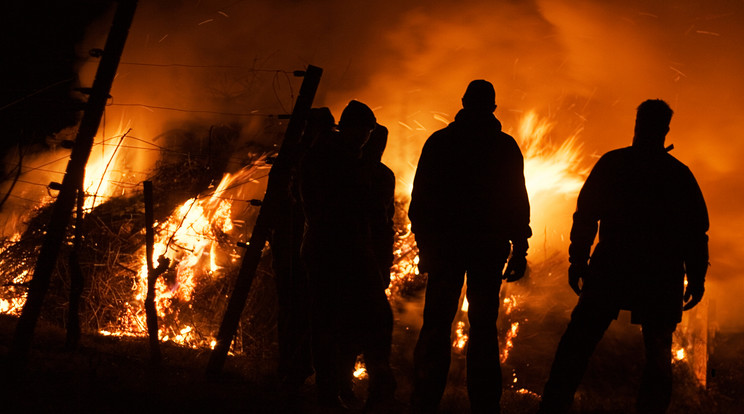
363,124 -> 396,290
299,100 -> 387,408
361,124 -> 397,409
269,107 -> 335,390
333,123 -> 399,411
409,80 -> 532,414
538,99 -> 709,414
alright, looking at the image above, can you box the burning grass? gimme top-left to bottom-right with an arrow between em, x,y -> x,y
0,110 -> 734,412
0,128 -> 279,357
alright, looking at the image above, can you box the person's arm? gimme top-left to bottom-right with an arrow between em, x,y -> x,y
508,139 -> 532,257
682,169 -> 709,310
408,135 -> 440,243
567,157 -> 606,293
503,138 -> 531,282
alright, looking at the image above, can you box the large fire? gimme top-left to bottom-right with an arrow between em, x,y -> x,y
95,150 -> 272,347
0,96 -> 708,403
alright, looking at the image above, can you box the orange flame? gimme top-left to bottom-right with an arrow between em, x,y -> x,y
98,156 -> 270,347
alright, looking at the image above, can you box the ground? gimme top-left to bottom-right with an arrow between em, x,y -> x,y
1,311 -> 741,413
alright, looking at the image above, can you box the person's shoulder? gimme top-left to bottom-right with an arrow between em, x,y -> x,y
429,125 -> 455,141
661,151 -> 689,167
595,147 -> 632,164
420,125 -> 456,152
379,161 -> 394,175
660,151 -> 696,180
498,130 -> 519,146
380,163 -> 396,189
605,146 -> 632,158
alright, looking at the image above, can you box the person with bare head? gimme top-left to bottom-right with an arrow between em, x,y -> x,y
538,99 -> 710,414
299,100 -> 395,410
409,80 -> 532,413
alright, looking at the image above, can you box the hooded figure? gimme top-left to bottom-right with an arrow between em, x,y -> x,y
299,100 -> 395,409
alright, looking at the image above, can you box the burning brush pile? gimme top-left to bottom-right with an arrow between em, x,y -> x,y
0,119 -> 434,359
0,124 -> 281,356
0,109 -> 723,412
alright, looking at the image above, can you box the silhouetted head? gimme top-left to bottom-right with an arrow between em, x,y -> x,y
362,124 -> 388,162
461,80 -> 497,112
633,99 -> 673,149
301,107 -> 335,147
308,107 -> 335,131
338,100 -> 376,152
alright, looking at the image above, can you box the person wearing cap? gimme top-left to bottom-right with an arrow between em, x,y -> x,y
299,100 -> 394,409
537,100 -> 709,414
409,80 -> 532,413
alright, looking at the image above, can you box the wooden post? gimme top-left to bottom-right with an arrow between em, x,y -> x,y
10,0 -> 139,365
206,65 -> 322,376
65,185 -> 85,350
143,180 -> 162,365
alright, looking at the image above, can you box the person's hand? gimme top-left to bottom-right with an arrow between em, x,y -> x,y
503,255 -> 527,282
683,282 -> 704,310
568,262 -> 589,295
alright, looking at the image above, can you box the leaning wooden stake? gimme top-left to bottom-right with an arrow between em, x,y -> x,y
206,65 -> 323,377
10,0 -> 139,366
65,185 -> 85,350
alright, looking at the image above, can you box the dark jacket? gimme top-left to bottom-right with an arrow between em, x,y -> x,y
408,109 -> 532,249
299,132 -> 371,260
570,145 -> 709,323
365,159 -> 396,286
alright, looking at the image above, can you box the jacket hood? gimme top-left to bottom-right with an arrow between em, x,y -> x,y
453,108 -> 503,133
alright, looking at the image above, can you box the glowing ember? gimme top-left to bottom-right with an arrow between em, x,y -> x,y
500,322 -> 520,364
387,222 -> 420,297
0,296 -> 26,316
453,321 -> 469,350
353,358 -> 369,379
516,388 -> 541,398
503,295 -> 518,315
674,346 -> 687,362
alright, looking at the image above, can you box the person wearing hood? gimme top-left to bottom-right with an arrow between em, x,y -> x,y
409,80 -> 532,413
300,100 -> 394,409
538,99 -> 710,414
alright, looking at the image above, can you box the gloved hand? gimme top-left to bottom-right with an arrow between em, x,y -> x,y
568,262 -> 589,295
503,255 -> 527,282
683,281 -> 704,310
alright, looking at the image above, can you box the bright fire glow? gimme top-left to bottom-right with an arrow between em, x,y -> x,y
503,295 -> 518,315
353,358 -> 368,380
453,321 -> 469,350
500,322 -> 520,364
95,157 -> 270,348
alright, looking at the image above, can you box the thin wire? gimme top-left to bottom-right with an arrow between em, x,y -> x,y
90,129 -> 131,208
22,166 -> 65,175
16,179 -> 51,188
0,77 -> 74,112
163,197 -> 198,255
119,62 -> 293,72
197,171 -> 271,199
9,194 -> 42,204
108,102 -> 284,117
19,134 -> 136,176
94,142 -> 273,166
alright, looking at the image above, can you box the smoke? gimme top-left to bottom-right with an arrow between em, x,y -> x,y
4,0 -> 743,329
